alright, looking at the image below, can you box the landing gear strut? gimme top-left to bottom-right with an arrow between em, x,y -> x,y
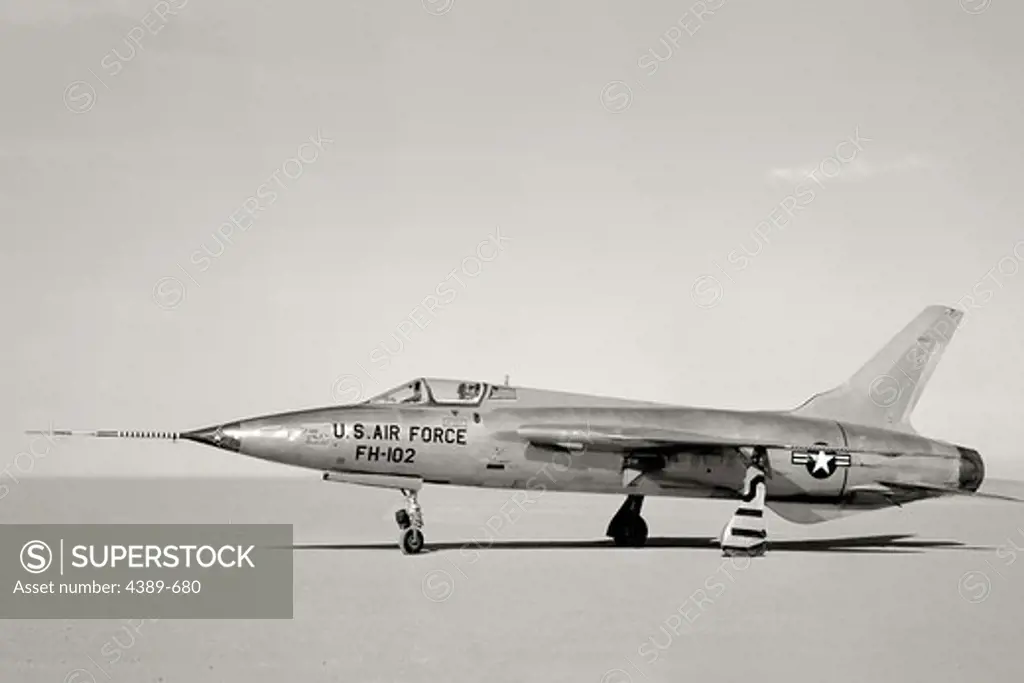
606,494 -> 648,547
395,488 -> 425,555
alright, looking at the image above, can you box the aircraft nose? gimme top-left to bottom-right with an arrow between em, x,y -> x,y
180,422 -> 242,453
957,446 -> 985,492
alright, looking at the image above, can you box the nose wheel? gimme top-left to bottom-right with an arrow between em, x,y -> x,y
395,488 -> 425,555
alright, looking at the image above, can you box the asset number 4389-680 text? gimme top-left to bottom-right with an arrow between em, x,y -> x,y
125,580 -> 201,594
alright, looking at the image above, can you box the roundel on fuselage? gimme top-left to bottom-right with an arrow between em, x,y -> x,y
790,441 -> 851,480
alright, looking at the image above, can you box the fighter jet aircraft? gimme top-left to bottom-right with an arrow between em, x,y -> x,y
29,305 -> 1020,555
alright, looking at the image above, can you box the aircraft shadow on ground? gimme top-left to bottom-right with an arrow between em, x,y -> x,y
289,533 -> 993,555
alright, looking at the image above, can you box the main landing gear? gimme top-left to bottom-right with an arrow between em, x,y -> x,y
606,494 -> 649,547
605,447 -> 771,554
395,488 -> 425,555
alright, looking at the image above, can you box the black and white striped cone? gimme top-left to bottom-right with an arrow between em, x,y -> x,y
720,463 -> 767,557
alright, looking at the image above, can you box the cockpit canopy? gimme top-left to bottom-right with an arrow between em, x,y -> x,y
367,378 -> 488,406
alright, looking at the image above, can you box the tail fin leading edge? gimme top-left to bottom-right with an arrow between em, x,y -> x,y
788,305 -> 964,432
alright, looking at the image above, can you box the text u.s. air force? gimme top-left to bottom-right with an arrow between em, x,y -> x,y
332,422 -> 468,464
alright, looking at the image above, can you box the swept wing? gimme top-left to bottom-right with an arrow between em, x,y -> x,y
510,423 -> 900,456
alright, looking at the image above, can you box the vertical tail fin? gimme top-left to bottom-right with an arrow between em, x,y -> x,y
788,305 -> 964,432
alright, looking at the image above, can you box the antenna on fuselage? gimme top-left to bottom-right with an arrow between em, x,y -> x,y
504,374 -> 510,386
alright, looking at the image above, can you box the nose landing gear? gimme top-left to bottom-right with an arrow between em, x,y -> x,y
395,488 -> 425,554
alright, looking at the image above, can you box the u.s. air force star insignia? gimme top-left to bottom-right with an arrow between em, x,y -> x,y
791,444 -> 852,479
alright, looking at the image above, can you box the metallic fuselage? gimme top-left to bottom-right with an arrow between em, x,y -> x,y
190,385 -> 968,523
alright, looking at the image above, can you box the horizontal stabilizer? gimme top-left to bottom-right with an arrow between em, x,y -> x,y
877,480 -> 1024,503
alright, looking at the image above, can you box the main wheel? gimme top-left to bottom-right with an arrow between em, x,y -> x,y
400,527 -> 425,555
612,516 -> 648,548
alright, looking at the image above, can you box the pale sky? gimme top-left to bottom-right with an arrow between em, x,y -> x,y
2,0 -> 1023,478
